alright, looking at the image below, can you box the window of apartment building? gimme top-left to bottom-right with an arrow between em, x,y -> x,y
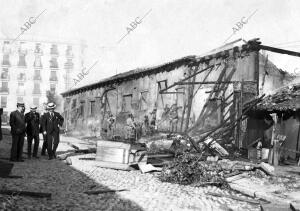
66,45 -> 73,57
50,71 -> 58,81
17,82 -> 25,95
90,101 -> 95,116
33,98 -> 39,107
34,56 -> 42,68
33,83 -> 41,94
17,97 -> 23,103
17,72 -> 26,81
80,101 -> 85,116
64,58 -> 74,69
2,111 -> 8,124
1,96 -> 7,108
72,99 -> 77,109
2,54 -> 10,66
50,57 -> 58,68
157,80 -> 168,91
2,41 -> 10,54
50,83 -> 56,93
1,82 -> 8,92
34,69 -> 41,80
50,44 -> 58,55
34,43 -> 42,54
1,68 -> 9,79
122,94 -> 132,112
140,91 -> 148,110
18,42 -> 27,67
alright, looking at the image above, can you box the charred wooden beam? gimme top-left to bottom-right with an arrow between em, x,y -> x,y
259,45 -> 300,58
177,81 -> 236,85
160,92 -> 185,94
0,190 -> 51,198
159,63 -> 221,93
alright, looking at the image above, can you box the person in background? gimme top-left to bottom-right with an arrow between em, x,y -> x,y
126,113 -> 136,143
25,106 -> 40,159
9,103 -> 26,162
42,102 -> 64,160
40,105 -> 48,156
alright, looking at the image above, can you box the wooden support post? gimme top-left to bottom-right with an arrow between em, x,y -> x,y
238,80 -> 244,148
268,113 -> 278,166
184,67 -> 197,132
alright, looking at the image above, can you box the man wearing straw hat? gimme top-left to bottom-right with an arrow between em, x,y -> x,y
25,105 -> 40,159
42,102 -> 64,160
9,102 -> 26,162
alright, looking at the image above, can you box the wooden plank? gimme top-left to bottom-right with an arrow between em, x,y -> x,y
159,63 -> 220,93
184,66 -> 197,132
84,189 -> 128,195
0,190 -> 51,198
177,81 -> 236,85
259,44 -> 300,58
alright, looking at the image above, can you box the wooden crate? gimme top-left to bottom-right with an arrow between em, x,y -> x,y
96,140 -> 147,170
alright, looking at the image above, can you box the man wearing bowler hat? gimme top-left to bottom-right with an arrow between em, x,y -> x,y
9,102 -> 26,162
25,105 -> 40,159
42,102 -> 64,160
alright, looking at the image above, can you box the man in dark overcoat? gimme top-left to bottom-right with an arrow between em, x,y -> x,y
25,106 -> 40,159
9,103 -> 26,162
40,105 -> 48,156
42,102 -> 64,160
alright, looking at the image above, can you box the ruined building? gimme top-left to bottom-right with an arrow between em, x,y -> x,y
61,39 -> 294,147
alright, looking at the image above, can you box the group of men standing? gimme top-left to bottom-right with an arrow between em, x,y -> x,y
9,102 -> 64,161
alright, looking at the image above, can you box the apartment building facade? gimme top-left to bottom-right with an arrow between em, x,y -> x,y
0,39 -> 86,123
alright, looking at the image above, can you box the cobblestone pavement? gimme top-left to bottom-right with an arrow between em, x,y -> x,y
0,135 -> 260,211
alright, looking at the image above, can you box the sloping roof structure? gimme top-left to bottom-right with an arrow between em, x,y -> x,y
61,38 -> 300,97
255,83 -> 300,111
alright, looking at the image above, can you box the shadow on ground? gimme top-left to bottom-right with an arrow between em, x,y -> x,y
0,134 -> 143,211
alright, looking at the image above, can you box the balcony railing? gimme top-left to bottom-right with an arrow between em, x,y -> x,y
33,75 -> 42,80
32,89 -> 41,95
49,76 -> 58,81
0,88 -> 9,93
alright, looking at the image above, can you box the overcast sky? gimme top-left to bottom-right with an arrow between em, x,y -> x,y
1,0 -> 300,88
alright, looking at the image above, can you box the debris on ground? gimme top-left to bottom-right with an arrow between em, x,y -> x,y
138,163 -> 162,173
159,152 -> 230,188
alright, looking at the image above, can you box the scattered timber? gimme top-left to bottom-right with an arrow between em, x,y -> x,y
0,190 -> 51,198
207,192 -> 261,204
84,189 -> 128,195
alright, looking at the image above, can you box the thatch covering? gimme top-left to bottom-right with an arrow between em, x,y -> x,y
256,84 -> 300,111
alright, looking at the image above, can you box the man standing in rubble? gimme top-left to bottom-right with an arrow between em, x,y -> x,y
25,106 -> 40,159
169,104 -> 179,133
9,103 -> 26,162
126,113 -> 136,143
42,102 -> 64,160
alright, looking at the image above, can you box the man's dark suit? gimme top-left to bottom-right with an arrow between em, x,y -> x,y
9,110 -> 26,161
25,111 -> 40,158
40,112 -> 48,155
42,111 -> 64,159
